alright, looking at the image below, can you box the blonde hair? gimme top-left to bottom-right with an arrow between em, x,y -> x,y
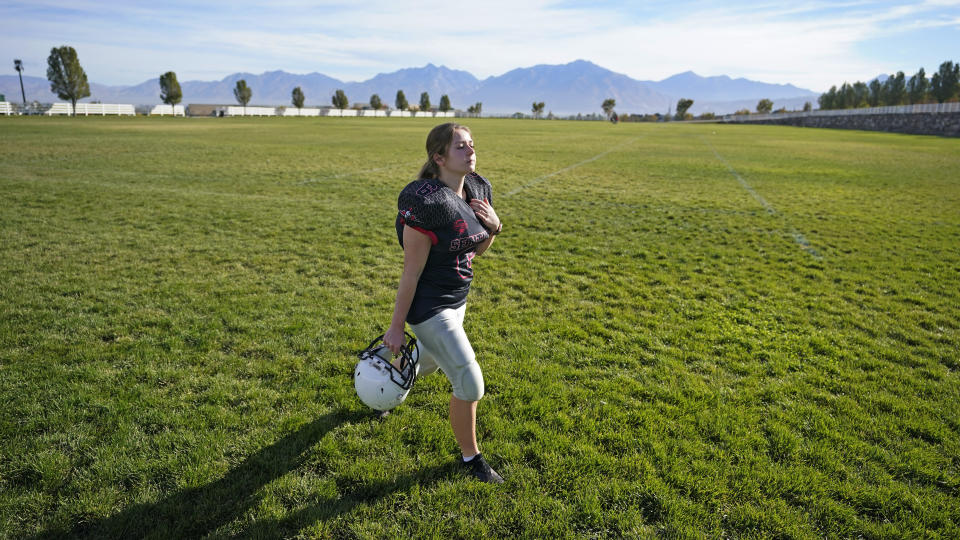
417,123 -> 471,179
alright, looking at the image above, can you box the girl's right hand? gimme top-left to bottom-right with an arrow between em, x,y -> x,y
383,325 -> 406,356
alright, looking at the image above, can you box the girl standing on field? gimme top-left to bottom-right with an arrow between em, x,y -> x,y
383,123 -> 504,484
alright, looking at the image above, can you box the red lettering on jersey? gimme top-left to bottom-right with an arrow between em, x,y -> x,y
449,231 -> 488,252
456,251 -> 476,280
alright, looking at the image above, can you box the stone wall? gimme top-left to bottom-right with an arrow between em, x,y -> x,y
723,112 -> 960,137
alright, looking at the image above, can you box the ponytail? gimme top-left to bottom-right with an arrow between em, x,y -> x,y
418,157 -> 440,179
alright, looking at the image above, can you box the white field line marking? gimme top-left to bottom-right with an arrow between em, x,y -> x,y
296,165 -> 401,185
701,137 -> 822,259
504,137 -> 641,197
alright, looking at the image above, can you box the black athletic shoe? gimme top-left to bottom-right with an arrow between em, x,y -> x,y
460,454 -> 504,484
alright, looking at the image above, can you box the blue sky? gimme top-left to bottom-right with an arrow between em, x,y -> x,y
2,0 -> 958,92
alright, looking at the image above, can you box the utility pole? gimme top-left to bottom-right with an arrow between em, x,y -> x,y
14,59 -> 27,105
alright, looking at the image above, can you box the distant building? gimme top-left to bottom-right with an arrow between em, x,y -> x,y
185,104 -> 225,117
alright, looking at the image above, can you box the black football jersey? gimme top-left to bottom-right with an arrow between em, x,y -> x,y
396,172 -> 494,324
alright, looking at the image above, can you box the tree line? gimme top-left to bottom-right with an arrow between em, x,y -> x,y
326,88 -> 454,112
525,98 -> 618,121
212,78 -> 462,115
819,60 -> 959,110
36,44 -> 469,116
646,62 -> 959,120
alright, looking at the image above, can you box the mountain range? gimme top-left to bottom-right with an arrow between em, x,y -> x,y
1,60 -> 819,115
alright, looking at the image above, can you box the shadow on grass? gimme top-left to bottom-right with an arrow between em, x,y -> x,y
241,460 -> 458,538
35,408 -> 451,539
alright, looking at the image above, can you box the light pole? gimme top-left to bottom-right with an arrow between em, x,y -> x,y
14,59 -> 27,106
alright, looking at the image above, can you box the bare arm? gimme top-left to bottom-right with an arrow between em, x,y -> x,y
384,225 -> 432,354
475,230 -> 496,256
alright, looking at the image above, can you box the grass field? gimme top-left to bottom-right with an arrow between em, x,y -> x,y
1,116 -> 958,538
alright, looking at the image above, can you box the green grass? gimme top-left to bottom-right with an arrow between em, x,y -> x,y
1,116 -> 958,538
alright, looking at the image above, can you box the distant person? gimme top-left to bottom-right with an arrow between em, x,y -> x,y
384,123 -> 504,484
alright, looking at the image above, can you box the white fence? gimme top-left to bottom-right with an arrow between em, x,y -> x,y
325,108 -> 359,117
46,103 -> 136,116
282,107 -> 322,116
0,102 -> 12,115
724,101 -> 960,122
223,107 -> 456,118
223,106 -> 276,116
149,104 -> 185,116
17,101 -> 463,118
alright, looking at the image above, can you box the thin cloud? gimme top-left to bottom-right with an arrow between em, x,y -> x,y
1,0 -> 956,90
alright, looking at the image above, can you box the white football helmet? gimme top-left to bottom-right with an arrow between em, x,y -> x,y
354,332 -> 419,411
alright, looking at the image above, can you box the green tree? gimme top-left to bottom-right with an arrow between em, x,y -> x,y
531,101 -> 544,119
838,82 -> 854,108
840,83 -> 855,108
370,94 -> 382,110
803,101 -> 813,112
292,86 -> 305,111
395,90 -> 408,111
419,92 -> 431,112
332,89 -> 348,110
756,98 -> 773,114
908,68 -> 929,104
884,71 -> 907,105
931,61 -> 959,103
868,79 -> 883,107
159,71 -> 182,109
233,79 -> 252,115
852,82 -> 870,108
439,94 -> 451,112
819,86 -> 837,110
602,98 -> 616,119
467,102 -> 482,117
46,45 -> 90,115
14,59 -> 27,104
675,98 -> 694,120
